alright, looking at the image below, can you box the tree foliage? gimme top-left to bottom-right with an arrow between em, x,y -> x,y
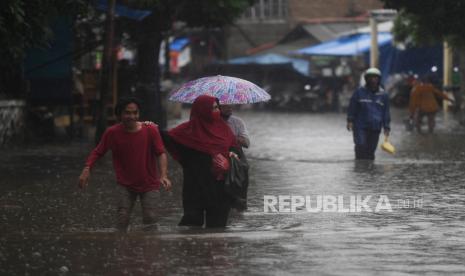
128,0 -> 254,29
0,0 -> 254,99
382,0 -> 465,47
0,0 -> 90,95
0,0 -> 253,81
95,0 -> 255,129
0,0 -> 89,65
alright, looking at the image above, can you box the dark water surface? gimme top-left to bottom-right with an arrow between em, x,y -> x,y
1,109 -> 465,275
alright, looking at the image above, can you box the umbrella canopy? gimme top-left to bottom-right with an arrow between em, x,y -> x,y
169,75 -> 271,104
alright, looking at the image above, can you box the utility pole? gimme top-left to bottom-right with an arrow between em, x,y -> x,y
95,0 -> 116,144
369,16 -> 378,68
443,41 -> 453,112
369,9 -> 397,69
136,13 -> 165,129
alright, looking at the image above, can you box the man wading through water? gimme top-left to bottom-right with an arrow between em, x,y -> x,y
347,68 -> 391,160
78,97 -> 171,231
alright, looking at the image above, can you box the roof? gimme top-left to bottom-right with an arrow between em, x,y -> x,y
247,20 -> 367,56
293,15 -> 369,25
340,20 -> 394,36
301,22 -> 368,42
246,37 -> 317,56
292,32 -> 393,56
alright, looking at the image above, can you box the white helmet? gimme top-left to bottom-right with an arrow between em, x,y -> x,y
365,67 -> 381,77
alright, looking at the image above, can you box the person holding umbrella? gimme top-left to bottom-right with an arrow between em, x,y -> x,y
347,68 -> 391,160
220,104 -> 250,148
163,95 -> 240,228
167,75 -> 269,215
219,104 -> 251,211
169,75 -> 268,149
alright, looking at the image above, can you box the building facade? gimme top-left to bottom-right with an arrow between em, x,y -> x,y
227,0 -> 383,58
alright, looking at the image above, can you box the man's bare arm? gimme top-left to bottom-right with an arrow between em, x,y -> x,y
157,153 -> 172,191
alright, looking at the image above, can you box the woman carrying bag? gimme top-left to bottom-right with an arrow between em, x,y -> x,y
163,95 -> 239,228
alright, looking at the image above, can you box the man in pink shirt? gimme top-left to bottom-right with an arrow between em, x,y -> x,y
78,97 -> 171,231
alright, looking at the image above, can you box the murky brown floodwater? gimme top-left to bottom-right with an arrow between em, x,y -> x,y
1,108 -> 465,275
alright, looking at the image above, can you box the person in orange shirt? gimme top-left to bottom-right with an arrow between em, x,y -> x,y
409,76 -> 453,133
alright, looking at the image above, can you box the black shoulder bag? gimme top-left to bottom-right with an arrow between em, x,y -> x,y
224,155 -> 249,211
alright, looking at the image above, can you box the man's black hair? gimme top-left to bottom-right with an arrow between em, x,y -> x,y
114,97 -> 142,117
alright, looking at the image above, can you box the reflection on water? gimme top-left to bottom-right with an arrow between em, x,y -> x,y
1,110 -> 465,275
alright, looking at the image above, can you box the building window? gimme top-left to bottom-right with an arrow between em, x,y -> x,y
241,0 -> 288,21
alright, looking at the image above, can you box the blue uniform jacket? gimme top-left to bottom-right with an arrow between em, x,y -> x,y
347,86 -> 390,131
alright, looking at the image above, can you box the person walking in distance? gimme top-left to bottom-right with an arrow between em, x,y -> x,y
409,75 -> 454,133
347,68 -> 391,160
220,104 -> 250,148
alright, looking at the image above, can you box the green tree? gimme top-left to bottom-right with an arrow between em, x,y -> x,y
382,0 -> 465,110
0,0 -> 88,96
94,0 -> 254,142
381,0 -> 465,46
121,0 -> 254,127
1,0 -> 253,141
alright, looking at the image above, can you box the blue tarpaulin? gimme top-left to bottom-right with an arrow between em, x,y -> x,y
97,0 -> 151,21
24,17 -> 74,104
379,44 -> 442,79
293,33 -> 393,56
170,38 -> 190,52
292,32 -> 442,82
228,53 -> 310,76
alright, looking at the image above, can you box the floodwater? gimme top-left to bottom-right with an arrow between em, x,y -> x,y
1,109 -> 465,275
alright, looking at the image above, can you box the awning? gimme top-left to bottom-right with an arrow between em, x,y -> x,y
228,53 -> 310,76
301,22 -> 367,42
341,21 -> 393,36
97,0 -> 151,21
292,32 -> 392,56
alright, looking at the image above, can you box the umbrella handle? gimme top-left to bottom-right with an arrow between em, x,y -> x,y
384,135 -> 389,143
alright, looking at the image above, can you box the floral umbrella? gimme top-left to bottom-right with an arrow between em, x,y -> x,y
169,75 -> 271,104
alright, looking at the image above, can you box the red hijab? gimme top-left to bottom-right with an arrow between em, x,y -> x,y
168,95 -> 237,158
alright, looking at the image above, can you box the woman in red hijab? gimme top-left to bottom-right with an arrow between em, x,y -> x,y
163,95 -> 239,227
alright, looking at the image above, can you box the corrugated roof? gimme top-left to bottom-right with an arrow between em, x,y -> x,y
249,38 -> 318,56
228,53 -> 310,76
292,32 -> 392,56
340,21 -> 393,36
302,22 -> 367,42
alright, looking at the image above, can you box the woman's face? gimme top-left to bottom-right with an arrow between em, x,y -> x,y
190,95 -> 221,122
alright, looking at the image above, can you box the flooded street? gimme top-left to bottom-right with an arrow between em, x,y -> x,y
2,109 -> 465,275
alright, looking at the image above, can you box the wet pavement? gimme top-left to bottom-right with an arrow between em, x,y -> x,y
1,109 -> 465,275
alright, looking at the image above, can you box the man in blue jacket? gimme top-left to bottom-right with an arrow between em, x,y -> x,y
347,68 -> 390,160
